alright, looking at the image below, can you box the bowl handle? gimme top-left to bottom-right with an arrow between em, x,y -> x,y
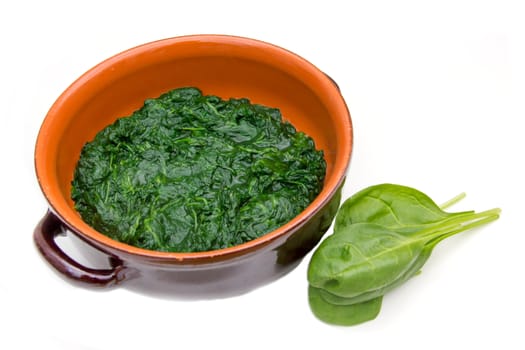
33,210 -> 127,286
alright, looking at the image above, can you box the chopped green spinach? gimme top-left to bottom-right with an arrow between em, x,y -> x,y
71,87 -> 326,253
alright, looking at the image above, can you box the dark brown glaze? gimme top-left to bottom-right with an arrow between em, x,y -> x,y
33,210 -> 126,286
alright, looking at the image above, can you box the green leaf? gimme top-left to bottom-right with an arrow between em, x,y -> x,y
308,285 -> 382,326
308,223 -> 423,298
307,183 -> 500,326
334,183 -> 473,234
309,243 -> 433,305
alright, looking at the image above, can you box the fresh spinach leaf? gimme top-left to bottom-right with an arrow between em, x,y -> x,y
307,183 -> 500,326
308,285 -> 383,326
309,223 -> 429,298
334,184 -> 474,234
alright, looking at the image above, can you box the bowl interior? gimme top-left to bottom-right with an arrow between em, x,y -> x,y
35,35 -> 352,258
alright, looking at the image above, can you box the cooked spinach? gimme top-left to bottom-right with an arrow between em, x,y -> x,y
71,87 -> 326,253
307,184 -> 500,326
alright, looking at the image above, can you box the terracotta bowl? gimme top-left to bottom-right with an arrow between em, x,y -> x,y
34,35 -> 353,297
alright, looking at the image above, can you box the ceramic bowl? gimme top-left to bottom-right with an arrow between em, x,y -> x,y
34,35 -> 353,297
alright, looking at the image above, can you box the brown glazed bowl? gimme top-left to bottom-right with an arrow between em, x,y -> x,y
34,35 -> 353,298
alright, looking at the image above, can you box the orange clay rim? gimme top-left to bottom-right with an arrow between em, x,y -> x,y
35,34 -> 353,262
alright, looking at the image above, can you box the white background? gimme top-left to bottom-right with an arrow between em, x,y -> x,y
1,0 -> 524,349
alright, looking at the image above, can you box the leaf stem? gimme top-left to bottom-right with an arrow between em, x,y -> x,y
440,192 -> 467,210
422,207 -> 501,246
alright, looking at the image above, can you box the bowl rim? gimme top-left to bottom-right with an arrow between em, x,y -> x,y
35,34 -> 353,263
